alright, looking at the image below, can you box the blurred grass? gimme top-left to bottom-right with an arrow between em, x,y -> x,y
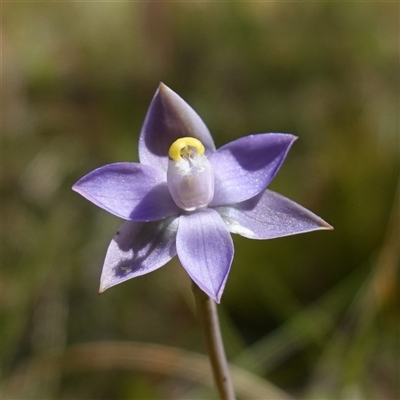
3,341 -> 293,400
3,2 -> 399,399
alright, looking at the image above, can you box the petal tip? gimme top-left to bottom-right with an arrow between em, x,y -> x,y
323,222 -> 334,231
158,82 -> 171,95
215,292 -> 222,304
204,284 -> 222,303
285,133 -> 298,147
71,182 -> 86,197
98,279 -> 111,294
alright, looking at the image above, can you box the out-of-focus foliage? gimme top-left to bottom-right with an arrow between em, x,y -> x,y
3,2 -> 399,399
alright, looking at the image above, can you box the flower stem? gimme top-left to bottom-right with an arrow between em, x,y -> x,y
191,281 -> 236,400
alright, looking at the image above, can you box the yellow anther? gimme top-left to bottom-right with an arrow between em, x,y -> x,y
168,137 -> 205,161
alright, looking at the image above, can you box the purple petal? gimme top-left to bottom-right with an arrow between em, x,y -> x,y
209,133 -> 297,206
176,208 -> 234,303
99,217 -> 179,292
216,189 -> 333,239
139,83 -> 216,172
72,162 -> 180,221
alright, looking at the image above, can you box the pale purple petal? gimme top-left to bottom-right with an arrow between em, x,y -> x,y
216,189 -> 333,239
139,83 -> 216,172
176,209 -> 234,303
72,162 -> 180,221
209,133 -> 297,206
99,217 -> 179,292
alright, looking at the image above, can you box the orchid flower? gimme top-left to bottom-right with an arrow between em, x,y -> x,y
73,83 -> 332,303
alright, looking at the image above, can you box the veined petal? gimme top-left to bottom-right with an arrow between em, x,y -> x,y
139,83 -> 216,172
216,189 -> 333,239
209,133 -> 297,206
72,162 -> 180,221
99,217 -> 179,292
176,209 -> 234,303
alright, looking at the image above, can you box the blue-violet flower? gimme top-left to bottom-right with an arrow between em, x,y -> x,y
73,83 -> 332,302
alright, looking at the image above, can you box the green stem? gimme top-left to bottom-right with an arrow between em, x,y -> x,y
192,281 -> 236,400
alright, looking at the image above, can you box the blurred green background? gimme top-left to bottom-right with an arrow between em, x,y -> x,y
3,2 -> 399,399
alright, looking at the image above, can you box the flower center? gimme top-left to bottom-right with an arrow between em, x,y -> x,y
167,137 -> 214,211
168,137 -> 205,161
